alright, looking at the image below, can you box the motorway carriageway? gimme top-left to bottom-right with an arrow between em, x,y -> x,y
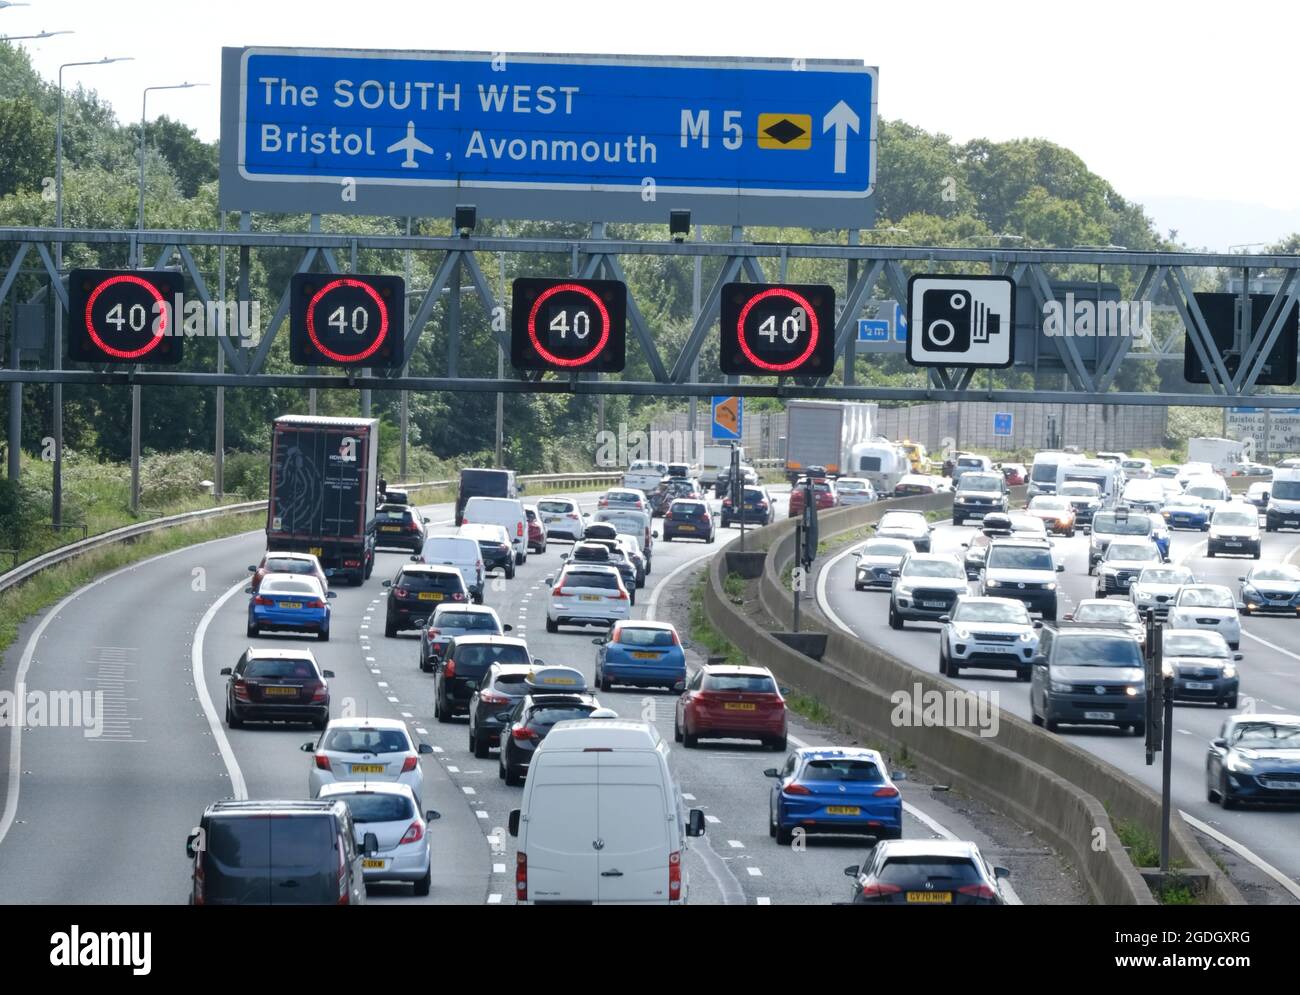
817,514 -> 1300,899
0,486 -> 1050,905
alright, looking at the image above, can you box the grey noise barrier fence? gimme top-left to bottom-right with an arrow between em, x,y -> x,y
703,485 -> 1253,905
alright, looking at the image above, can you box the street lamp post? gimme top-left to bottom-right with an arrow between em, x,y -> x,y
138,82 -> 205,242
0,30 -> 73,41
53,55 -> 132,526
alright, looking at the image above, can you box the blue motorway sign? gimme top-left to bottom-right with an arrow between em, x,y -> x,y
857,319 -> 889,342
219,48 -> 877,226
993,412 -> 1013,437
711,395 -> 743,441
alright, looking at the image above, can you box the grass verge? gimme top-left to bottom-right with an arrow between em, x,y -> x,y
0,511 -> 263,663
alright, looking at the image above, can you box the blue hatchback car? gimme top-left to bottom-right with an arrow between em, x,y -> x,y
593,621 -> 687,692
766,747 -> 905,845
1162,496 -> 1211,531
247,572 -> 335,641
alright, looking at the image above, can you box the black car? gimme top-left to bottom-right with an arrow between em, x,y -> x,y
651,478 -> 701,517
434,635 -> 532,722
1206,714 -> 1300,808
186,799 -> 370,905
467,662 -> 535,758
499,668 -> 601,785
664,499 -> 717,542
720,486 -> 774,528
419,604 -> 511,672
375,504 -> 428,554
455,467 -> 519,526
951,472 -> 1009,527
460,523 -> 515,579
844,840 -> 1010,905
383,566 -> 469,637
221,648 -> 335,731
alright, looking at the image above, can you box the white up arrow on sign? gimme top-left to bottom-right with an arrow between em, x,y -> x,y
822,100 -> 860,175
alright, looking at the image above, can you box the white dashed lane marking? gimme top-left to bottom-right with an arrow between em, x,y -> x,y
487,894 -> 502,904
746,867 -> 763,877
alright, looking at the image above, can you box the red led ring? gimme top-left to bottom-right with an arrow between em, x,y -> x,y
527,283 -> 610,368
306,278 -> 389,363
735,287 -> 820,372
84,274 -> 168,360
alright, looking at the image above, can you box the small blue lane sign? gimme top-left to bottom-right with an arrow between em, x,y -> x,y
857,318 -> 890,342
993,412 -> 1013,437
894,301 -> 908,341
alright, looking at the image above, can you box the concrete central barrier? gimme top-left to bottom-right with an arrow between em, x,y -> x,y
704,488 -> 1245,905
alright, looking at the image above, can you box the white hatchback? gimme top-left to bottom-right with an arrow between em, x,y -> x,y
304,717 -> 434,809
537,497 -> 587,541
316,781 -> 439,895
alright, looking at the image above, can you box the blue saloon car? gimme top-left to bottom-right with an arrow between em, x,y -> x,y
1206,714 -> 1300,808
766,747 -> 905,845
1161,495 -> 1210,531
247,572 -> 335,641
592,621 -> 687,692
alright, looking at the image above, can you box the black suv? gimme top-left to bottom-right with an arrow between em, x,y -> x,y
1029,624 -> 1147,735
433,635 -> 533,722
467,662 -> 535,757
221,648 -> 335,731
383,565 -> 469,637
720,486 -> 773,528
498,668 -> 601,785
186,799 -> 372,905
952,472 -> 1009,527
375,503 -> 428,554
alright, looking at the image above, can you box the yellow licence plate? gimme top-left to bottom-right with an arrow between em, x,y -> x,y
678,524 -> 696,531
724,702 -> 756,711
381,526 -> 402,532
580,594 -> 602,601
417,591 -> 443,601
263,686 -> 298,697
825,805 -> 860,815
362,859 -> 385,869
351,764 -> 384,774
309,547 -> 322,556
631,651 -> 659,659
906,891 -> 952,904
279,602 -> 303,609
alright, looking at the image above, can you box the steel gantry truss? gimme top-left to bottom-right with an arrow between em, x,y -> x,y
3,224 -> 1300,407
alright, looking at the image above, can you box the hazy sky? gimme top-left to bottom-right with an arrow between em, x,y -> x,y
5,0 -> 1296,248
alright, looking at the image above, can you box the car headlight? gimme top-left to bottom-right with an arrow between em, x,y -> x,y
1049,680 -> 1073,693
1226,755 -> 1254,773
1125,686 -> 1139,697
953,627 -> 971,640
1019,630 -> 1036,642
895,585 -> 913,597
1223,665 -> 1237,679
1045,583 -> 1057,591
1101,566 -> 1118,576
985,579 -> 1001,588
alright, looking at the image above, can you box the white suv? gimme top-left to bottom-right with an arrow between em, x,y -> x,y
1207,503 -> 1262,559
939,596 -> 1039,680
545,563 -> 632,633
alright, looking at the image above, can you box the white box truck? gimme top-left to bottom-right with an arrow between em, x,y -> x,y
784,401 -> 877,481
1187,437 -> 1246,474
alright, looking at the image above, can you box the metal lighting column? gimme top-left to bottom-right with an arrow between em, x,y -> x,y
792,523 -> 802,633
495,244 -> 504,468
215,212 -> 226,498
400,217 -> 411,480
688,225 -> 702,451
8,325 -> 20,481
130,383 -> 141,512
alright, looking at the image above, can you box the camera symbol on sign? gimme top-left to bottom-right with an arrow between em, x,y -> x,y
921,289 -> 1000,353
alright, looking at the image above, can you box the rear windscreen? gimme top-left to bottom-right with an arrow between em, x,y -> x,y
801,759 -> 882,782
529,704 -> 598,726
340,794 -> 414,823
399,571 -> 463,592
538,500 -> 571,514
877,856 -> 981,887
323,728 -> 410,753
618,627 -> 675,647
703,674 -> 776,693
859,456 -> 882,472
265,559 -> 315,575
564,571 -> 619,590
454,644 -> 531,668
208,816 -> 271,870
434,612 -> 499,631
261,579 -> 319,596
245,659 -> 318,680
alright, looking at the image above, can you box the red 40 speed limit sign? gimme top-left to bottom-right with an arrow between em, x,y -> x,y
289,273 -> 405,368
719,282 -> 836,376
510,277 -> 627,373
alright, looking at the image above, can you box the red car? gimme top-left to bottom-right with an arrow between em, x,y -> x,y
249,551 -> 329,592
787,478 -> 837,518
674,664 -> 787,750
524,506 -> 548,554
1000,463 -> 1027,486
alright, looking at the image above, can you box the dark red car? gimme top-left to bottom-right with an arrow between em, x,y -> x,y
787,478 -> 837,518
674,664 -> 787,750
1000,463 -> 1027,486
524,506 -> 548,554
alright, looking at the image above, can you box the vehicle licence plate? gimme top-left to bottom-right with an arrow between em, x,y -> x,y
1287,520 -> 1300,526
1186,682 -> 1214,690
631,651 -> 659,659
724,702 -> 756,711
581,594 -> 601,601
679,525 -> 695,531
825,806 -> 860,815
417,592 -> 443,601
1084,711 -> 1115,720
362,858 -> 386,869
906,892 -> 952,904
1225,541 -> 1242,547
279,602 -> 303,609
351,764 -> 384,774
1265,780 -> 1300,790
263,686 -> 298,696
923,600 -> 946,608
381,526 -> 402,532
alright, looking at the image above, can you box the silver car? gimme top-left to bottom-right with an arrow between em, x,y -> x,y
855,537 -> 916,590
305,717 -> 434,809
316,782 -> 439,895
836,477 -> 877,506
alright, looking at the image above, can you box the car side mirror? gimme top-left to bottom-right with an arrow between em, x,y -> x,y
1033,620 -> 1043,629
300,742 -> 316,752
186,830 -> 201,859
410,555 -> 420,562
219,667 -> 232,676
889,568 -> 900,577
560,553 -> 569,560
843,865 -> 860,878
426,810 -> 441,822
763,767 -> 780,778
891,770 -> 907,781
503,624 -> 513,632
938,615 -> 950,623
1233,653 -> 1244,662
243,586 -> 254,595
322,670 -> 335,679
960,542 -> 969,548
1211,738 -> 1227,749
1031,655 -> 1047,666
362,832 -> 379,857
418,743 -> 434,755
247,565 -> 256,573
1056,564 -> 1065,572
327,591 -> 337,598
686,809 -> 706,837
423,517 -> 431,524
1063,612 -> 1073,620
652,531 -> 660,539
1237,576 -> 1246,582
994,866 -> 1012,880
382,580 -> 391,587
1236,602 -> 1246,612
508,809 -> 521,837
592,637 -> 606,645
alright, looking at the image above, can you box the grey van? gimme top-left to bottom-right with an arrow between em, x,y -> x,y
186,799 -> 375,905
1029,625 -> 1147,736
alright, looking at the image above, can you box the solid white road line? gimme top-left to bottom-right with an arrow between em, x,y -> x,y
1178,809 -> 1300,900
191,580 -> 251,801
644,534 -> 739,621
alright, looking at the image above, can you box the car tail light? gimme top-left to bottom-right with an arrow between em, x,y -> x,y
615,589 -> 630,601
394,587 -> 409,599
401,756 -> 419,773
344,560 -> 360,568
782,783 -> 812,795
858,882 -> 902,898
516,852 -> 527,901
233,679 -> 250,702
671,629 -> 681,645
310,683 -> 328,703
253,596 -> 273,606
759,501 -> 769,509
669,850 -> 682,899
479,689 -> 510,705
337,833 -> 349,904
517,522 -> 524,537
873,785 -> 900,798
193,855 -> 205,905
957,882 -> 997,899
664,513 -> 673,521
314,754 -> 331,771
452,592 -> 465,602
512,724 -> 539,741
566,513 -> 578,520
425,627 -> 440,639
444,658 -> 456,677
722,499 -> 732,507
400,820 -> 424,845
552,587 -> 567,597
306,599 -> 325,609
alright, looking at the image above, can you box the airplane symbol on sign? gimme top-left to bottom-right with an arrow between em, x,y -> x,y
387,121 -> 434,169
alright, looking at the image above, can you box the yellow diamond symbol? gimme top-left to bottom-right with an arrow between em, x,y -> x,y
757,113 -> 812,150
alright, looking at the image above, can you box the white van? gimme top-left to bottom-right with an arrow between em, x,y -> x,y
593,508 -> 656,572
462,496 -> 528,564
1056,458 -> 1124,505
507,719 -> 706,905
418,534 -> 485,603
1028,451 -> 1077,498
